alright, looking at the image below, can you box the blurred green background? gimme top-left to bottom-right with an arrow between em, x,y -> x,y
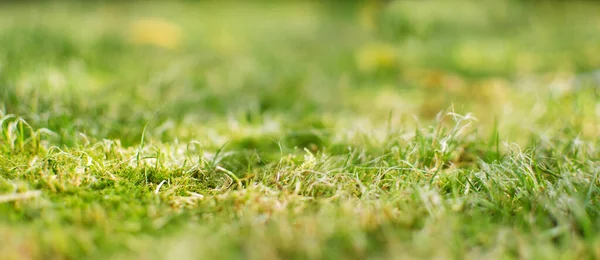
1,0 -> 599,147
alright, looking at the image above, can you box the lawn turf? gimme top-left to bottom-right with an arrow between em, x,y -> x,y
1,1 -> 600,259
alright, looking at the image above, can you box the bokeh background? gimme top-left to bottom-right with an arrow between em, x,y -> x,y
1,0 -> 599,146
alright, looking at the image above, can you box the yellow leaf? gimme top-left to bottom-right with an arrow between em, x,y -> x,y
355,43 -> 398,73
128,18 -> 182,49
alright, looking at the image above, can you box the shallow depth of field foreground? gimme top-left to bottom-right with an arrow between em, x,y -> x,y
1,1 -> 600,259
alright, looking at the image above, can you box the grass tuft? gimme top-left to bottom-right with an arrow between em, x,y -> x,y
1,1 -> 600,259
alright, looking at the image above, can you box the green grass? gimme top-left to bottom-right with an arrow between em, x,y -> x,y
1,1 -> 600,259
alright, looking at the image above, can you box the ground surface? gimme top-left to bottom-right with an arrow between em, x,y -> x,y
1,1 -> 600,259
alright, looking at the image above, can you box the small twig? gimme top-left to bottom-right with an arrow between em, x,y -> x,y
154,180 -> 167,195
0,190 -> 42,203
185,191 -> 205,199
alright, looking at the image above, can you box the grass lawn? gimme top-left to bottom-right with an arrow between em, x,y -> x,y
2,1 -> 600,259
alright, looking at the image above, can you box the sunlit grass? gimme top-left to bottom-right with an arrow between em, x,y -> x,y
1,1 -> 600,259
